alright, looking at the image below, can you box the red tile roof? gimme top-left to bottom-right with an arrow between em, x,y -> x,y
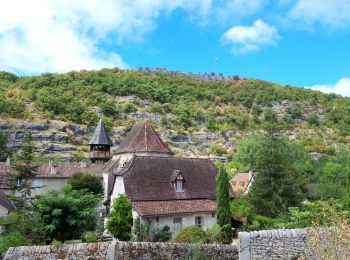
115,121 -> 172,155
133,199 -> 216,217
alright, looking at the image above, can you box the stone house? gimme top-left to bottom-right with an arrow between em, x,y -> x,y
102,121 -> 218,236
0,159 -> 104,197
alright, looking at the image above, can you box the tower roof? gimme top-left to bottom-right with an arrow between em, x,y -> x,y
115,121 -> 172,155
88,119 -> 113,146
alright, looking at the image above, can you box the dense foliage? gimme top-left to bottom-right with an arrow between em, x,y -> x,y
174,226 -> 208,243
107,194 -> 133,241
67,172 -> 103,196
31,186 -> 99,242
0,69 -> 350,141
246,128 -> 306,217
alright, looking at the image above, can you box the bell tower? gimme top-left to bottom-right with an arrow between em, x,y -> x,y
88,119 -> 113,164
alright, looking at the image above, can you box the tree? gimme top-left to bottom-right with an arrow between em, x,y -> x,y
10,132 -> 38,207
248,129 -> 306,217
347,146 -> 350,196
31,185 -> 99,242
0,131 -> 11,161
216,164 -> 231,243
107,194 -> 133,241
67,172 -> 103,196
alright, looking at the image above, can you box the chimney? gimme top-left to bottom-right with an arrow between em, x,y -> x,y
81,159 -> 88,168
5,156 -> 10,166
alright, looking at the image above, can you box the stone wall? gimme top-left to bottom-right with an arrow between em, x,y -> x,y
239,228 -> 309,260
4,242 -> 111,260
4,240 -> 238,260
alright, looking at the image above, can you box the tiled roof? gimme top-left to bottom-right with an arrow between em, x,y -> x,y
133,199 -> 216,217
0,162 -> 104,188
88,119 -> 113,145
117,156 -> 217,201
115,121 -> 172,155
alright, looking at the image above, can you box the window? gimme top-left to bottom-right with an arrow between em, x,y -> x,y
173,217 -> 182,236
195,216 -> 203,228
33,179 -> 43,188
175,179 -> 183,192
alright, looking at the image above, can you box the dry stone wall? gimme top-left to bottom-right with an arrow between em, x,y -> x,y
4,242 -> 111,260
3,240 -> 238,260
239,228 -> 310,260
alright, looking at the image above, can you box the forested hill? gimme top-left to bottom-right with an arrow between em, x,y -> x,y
0,68 -> 349,160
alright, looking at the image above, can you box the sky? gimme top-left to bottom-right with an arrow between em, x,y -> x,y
0,0 -> 350,96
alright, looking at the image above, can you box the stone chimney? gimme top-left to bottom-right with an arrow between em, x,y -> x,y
5,156 -> 10,166
81,159 -> 88,168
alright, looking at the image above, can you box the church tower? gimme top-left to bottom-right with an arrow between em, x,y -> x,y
89,119 -> 113,164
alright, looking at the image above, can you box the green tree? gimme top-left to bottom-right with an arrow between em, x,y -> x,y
107,194 -> 133,241
67,172 -> 103,196
11,132 -> 38,207
31,186 -> 99,242
0,131 -> 11,161
216,165 -> 231,243
315,162 -> 346,200
248,129 -> 306,217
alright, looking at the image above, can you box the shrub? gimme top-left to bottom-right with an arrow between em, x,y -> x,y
174,226 -> 208,244
154,225 -> 172,242
0,231 -> 31,255
107,194 -> 133,241
81,231 -> 97,243
206,224 -> 222,243
67,172 -> 103,196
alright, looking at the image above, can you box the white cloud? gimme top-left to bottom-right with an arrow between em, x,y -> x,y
221,19 -> 280,54
0,0 -> 215,74
309,78 -> 350,97
289,0 -> 350,29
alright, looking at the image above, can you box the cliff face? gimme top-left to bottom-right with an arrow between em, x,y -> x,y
0,118 -> 230,162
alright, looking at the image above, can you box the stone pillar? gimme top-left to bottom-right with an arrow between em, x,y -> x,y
239,232 -> 251,260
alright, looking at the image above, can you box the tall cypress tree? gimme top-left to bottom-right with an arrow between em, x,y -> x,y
347,146 -> 350,195
248,128 -> 305,217
216,164 -> 231,243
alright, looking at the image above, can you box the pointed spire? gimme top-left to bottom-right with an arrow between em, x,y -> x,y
115,120 -> 172,155
88,119 -> 113,146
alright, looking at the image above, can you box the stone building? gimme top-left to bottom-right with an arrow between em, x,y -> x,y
103,121 -> 218,236
0,189 -> 14,218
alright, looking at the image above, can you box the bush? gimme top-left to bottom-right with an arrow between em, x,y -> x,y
107,194 -> 133,241
67,172 -> 103,196
174,226 -> 208,244
0,231 -> 31,254
206,224 -> 222,243
154,225 -> 172,242
81,231 -> 97,243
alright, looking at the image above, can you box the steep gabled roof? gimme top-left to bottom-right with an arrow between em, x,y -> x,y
115,121 -> 172,155
88,119 -> 113,146
120,156 -> 217,201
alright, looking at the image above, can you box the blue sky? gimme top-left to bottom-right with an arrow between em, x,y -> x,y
1,0 -> 350,95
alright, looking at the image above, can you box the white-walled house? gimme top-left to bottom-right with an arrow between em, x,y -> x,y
103,121 -> 218,236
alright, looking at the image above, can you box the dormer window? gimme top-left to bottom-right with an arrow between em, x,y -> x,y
171,170 -> 184,192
